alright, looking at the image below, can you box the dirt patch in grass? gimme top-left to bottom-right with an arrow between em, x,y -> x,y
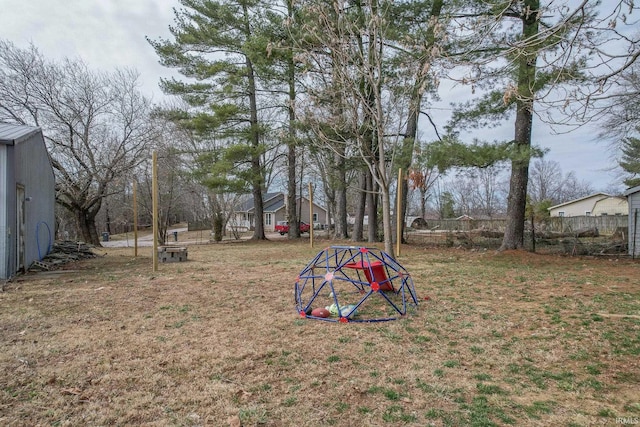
1,241 -> 639,426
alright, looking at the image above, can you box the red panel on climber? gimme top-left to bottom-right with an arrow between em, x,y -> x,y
344,260 -> 394,291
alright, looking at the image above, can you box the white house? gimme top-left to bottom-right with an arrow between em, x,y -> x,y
0,123 -> 56,279
232,193 -> 328,232
548,193 -> 627,217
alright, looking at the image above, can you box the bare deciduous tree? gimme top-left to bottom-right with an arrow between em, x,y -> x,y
298,0 -> 419,254
0,40 -> 156,244
529,158 -> 594,204
444,166 -> 506,218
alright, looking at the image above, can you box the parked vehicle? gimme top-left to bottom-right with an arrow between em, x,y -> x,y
275,221 -> 310,235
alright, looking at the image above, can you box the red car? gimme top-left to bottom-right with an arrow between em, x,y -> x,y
275,221 -> 310,235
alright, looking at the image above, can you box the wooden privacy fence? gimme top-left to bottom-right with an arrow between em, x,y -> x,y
415,215 -> 628,235
545,216 -> 628,235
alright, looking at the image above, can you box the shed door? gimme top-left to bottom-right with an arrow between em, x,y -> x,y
16,185 -> 25,272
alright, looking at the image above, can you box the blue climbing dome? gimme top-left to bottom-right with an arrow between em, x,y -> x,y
295,246 -> 419,323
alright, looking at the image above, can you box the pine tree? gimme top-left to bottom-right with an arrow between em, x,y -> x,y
0,41 -> 155,245
620,134 -> 640,188
446,1 -> 597,250
148,0 -> 270,239
388,0 -> 446,242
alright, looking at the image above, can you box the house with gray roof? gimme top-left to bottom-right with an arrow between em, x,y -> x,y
1,123 -> 55,279
232,192 -> 328,232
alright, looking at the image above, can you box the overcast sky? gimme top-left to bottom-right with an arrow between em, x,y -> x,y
0,0 -> 625,192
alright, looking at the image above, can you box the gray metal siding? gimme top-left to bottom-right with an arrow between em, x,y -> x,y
629,192 -> 640,257
1,124 -> 55,279
1,145 -> 17,279
15,131 -> 55,270
0,145 -> 7,279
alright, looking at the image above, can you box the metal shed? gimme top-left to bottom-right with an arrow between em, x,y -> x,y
625,185 -> 640,258
0,122 -> 56,279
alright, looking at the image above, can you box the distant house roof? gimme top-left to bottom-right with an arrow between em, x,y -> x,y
0,122 -> 41,145
239,192 -> 282,213
624,186 -> 640,197
593,195 -> 626,204
547,193 -> 611,211
264,195 -> 285,213
239,192 -> 328,215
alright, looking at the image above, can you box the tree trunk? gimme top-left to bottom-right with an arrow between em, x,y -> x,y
396,104 -> 416,244
76,209 -> 100,246
212,212 -> 224,242
239,4 -> 265,240
395,0 -> 443,244
420,187 -> 427,219
322,173 -> 336,238
366,170 -> 377,242
381,176 -> 394,256
76,210 -> 92,244
287,142 -> 299,238
105,201 -> 112,235
352,169 -> 366,242
286,13 -> 300,239
501,156 -> 529,250
499,0 -> 538,251
334,150 -> 348,239
244,6 -> 265,240
250,180 -> 265,240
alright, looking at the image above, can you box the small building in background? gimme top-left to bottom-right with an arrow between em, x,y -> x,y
592,196 -> 628,216
0,123 -> 56,279
548,193 -> 626,217
624,185 -> 640,257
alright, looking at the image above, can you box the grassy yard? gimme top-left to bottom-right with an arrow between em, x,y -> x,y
1,241 -> 639,426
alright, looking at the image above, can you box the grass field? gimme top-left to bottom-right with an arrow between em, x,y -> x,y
1,240 -> 639,426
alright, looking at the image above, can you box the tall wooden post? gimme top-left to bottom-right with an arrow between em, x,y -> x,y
309,182 -> 314,248
152,152 -> 159,272
133,181 -> 138,257
396,168 -> 402,257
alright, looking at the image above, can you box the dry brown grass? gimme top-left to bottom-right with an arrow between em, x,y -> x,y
1,240 -> 639,426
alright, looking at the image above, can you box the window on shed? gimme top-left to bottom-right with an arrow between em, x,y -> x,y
558,211 -> 565,217
585,211 -> 591,216
265,213 -> 272,225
